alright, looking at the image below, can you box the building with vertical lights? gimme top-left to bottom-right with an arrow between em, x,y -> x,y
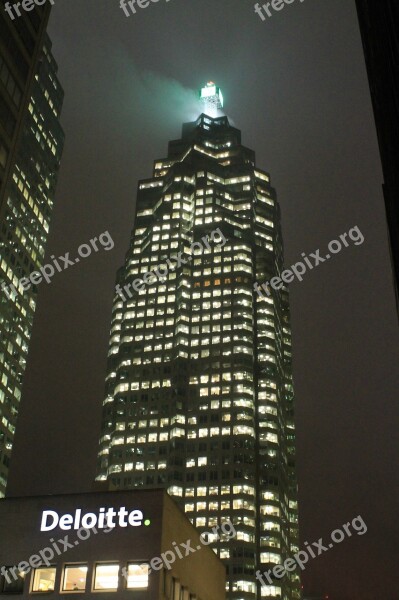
96,85 -> 300,600
0,5 -> 64,497
0,2 -> 52,211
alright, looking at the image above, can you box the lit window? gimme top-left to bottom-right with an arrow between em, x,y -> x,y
261,585 -> 281,597
181,587 -> 190,600
32,567 -> 56,593
126,564 -> 149,590
172,578 -> 181,600
260,552 -> 281,564
62,565 -> 88,592
93,564 -> 119,591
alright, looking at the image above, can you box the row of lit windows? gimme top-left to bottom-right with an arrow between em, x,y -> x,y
113,419 -> 262,440
113,342 -> 255,358
109,397 -> 256,415
110,424 -> 256,445
0,563 -> 148,595
185,500 -> 255,511
183,484 -> 255,497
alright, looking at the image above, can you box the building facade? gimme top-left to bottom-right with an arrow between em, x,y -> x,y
96,110 -> 300,600
0,1 -> 52,212
0,5 -> 65,497
355,0 -> 399,313
0,489 -> 226,599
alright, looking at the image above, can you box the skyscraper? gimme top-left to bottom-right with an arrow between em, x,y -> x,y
0,5 -> 64,497
96,88 -> 299,600
0,2 -> 52,212
355,0 -> 399,313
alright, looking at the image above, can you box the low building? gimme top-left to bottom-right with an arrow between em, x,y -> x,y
0,489 -> 226,600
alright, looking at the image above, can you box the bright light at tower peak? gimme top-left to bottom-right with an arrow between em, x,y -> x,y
199,81 -> 224,117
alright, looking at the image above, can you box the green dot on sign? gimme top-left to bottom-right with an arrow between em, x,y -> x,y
144,519 -> 151,526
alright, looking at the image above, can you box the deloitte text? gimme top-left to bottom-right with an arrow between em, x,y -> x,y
40,507 -> 146,532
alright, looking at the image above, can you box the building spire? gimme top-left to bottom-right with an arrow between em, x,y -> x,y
199,81 -> 224,117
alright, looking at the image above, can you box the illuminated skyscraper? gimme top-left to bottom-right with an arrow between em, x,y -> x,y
0,9 -> 64,497
96,88 -> 299,600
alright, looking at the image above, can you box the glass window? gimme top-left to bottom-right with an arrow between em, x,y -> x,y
93,564 -> 119,592
1,568 -> 26,594
62,565 -> 88,592
32,567 -> 56,593
181,587 -> 190,600
172,578 -> 181,600
126,564 -> 149,590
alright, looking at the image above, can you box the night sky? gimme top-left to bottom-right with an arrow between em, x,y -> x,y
6,1 -> 399,598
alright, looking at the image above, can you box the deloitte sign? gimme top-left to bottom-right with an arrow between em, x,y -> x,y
40,507 -> 151,532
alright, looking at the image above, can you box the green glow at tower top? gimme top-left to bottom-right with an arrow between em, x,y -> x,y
199,82 -> 224,113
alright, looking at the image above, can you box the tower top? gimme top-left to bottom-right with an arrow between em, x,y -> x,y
199,82 -> 224,115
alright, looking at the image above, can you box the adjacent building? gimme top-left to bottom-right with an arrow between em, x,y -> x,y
95,89 -> 300,600
0,489 -> 226,599
355,0 -> 399,313
0,5 -> 65,497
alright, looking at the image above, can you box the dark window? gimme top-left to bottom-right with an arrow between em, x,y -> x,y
0,92 -> 16,137
0,14 -> 29,79
1,568 -> 26,594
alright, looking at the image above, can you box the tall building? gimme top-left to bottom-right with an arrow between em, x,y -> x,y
0,4 -> 65,497
355,0 -> 399,313
96,89 -> 300,600
0,1 -> 52,211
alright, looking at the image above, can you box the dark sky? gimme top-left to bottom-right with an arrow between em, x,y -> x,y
7,1 -> 399,598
